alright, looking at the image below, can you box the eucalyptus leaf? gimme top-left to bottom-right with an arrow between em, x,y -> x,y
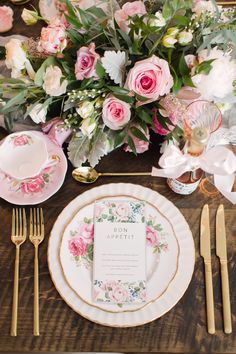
68,132 -> 90,167
87,128 -> 109,167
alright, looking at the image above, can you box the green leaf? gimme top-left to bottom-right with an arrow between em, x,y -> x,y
77,8 -> 93,28
114,130 -> 126,148
127,136 -> 137,155
67,28 -> 83,44
195,59 -> 215,75
179,53 -> 189,76
136,108 -> 152,124
117,29 -> 132,47
80,78 -> 94,89
1,91 -> 26,114
112,93 -> 134,104
107,86 -> 130,95
162,1 -> 172,20
65,14 -> 82,29
95,62 -> 106,79
61,0 -> 75,17
86,6 -> 107,18
34,57 -> 57,86
131,127 -> 149,142
183,75 -> 194,87
0,78 -> 26,85
172,15 -> 189,26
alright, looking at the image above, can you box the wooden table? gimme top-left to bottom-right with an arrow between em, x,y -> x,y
0,1 -> 235,352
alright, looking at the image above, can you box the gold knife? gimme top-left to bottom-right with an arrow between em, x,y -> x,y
200,204 -> 215,334
216,204 -> 232,334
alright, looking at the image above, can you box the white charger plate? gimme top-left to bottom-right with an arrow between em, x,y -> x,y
59,196 -> 179,312
48,183 -> 195,327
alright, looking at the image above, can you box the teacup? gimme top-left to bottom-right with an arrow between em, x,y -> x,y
0,131 -> 58,180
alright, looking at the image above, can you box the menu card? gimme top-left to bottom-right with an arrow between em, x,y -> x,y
93,200 -> 146,304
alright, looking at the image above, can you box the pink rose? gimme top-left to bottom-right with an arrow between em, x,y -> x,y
37,20 -> 67,54
114,1 -> 146,33
0,6 -> 13,33
110,285 -> 129,303
75,43 -> 100,80
124,125 -> 150,153
125,55 -> 173,105
146,226 -> 159,247
102,95 -> 131,130
114,203 -> 130,219
68,237 -> 87,257
12,135 -> 29,146
20,176 -> 44,194
152,111 -> 177,136
77,223 -> 94,244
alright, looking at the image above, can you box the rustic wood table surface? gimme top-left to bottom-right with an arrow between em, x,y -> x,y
0,1 -> 235,353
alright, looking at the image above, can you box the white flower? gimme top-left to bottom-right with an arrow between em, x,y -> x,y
29,104 -> 47,124
80,118 -> 96,137
149,11 -> 166,27
192,48 -> 236,102
162,35 -> 177,48
76,101 -> 94,119
5,38 -> 35,79
192,0 -> 217,16
178,31 -> 193,45
167,27 -> 179,36
43,66 -> 68,97
21,8 -> 38,25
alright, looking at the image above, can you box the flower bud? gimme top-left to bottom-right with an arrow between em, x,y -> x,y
80,118 -> 96,137
149,11 -> 166,27
21,8 -> 38,25
167,27 -> 179,36
76,101 -> 94,119
162,35 -> 177,48
178,31 -> 193,46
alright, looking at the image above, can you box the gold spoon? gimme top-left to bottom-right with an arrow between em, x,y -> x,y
72,166 -> 151,184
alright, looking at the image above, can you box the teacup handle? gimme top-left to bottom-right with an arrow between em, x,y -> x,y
42,155 -> 60,170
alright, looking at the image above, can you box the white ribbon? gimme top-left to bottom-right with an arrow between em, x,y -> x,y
152,145 -> 236,204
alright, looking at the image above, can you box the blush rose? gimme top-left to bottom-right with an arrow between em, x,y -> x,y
20,176 -> 44,194
77,223 -> 94,244
75,43 -> 100,80
146,226 -> 159,247
68,237 -> 87,257
114,1 -> 146,33
0,6 -> 13,33
102,96 -> 131,130
13,135 -> 29,146
37,20 -> 67,54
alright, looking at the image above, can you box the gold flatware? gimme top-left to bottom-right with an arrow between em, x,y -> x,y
72,166 -> 151,184
200,204 -> 215,334
11,208 -> 27,336
29,208 -> 44,336
216,204 -> 232,334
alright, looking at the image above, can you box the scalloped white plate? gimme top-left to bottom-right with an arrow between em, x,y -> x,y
48,183 -> 195,327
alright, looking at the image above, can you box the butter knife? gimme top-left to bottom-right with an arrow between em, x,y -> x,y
200,204 -> 215,334
216,204 -> 232,334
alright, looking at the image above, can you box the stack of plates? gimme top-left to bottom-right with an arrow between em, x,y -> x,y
48,183 -> 195,327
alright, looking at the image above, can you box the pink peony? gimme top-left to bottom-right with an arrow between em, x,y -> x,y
124,125 -> 150,153
77,223 -> 94,244
20,176 -> 44,194
75,43 -> 100,80
114,1 -> 146,33
37,20 -> 67,54
68,237 -> 87,257
110,285 -> 129,303
146,226 -> 159,247
114,203 -> 131,219
0,6 -> 13,33
102,95 -> 131,130
125,55 -> 173,105
12,135 -> 29,146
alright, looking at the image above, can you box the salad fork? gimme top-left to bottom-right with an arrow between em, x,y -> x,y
11,208 -> 27,336
29,208 -> 44,336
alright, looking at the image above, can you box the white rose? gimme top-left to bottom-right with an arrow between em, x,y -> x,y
21,8 -> 38,26
76,101 -> 94,119
80,118 -> 96,137
192,48 -> 236,102
149,11 -> 166,27
43,66 -> 68,97
29,104 -> 47,124
5,38 -> 35,79
178,31 -> 193,45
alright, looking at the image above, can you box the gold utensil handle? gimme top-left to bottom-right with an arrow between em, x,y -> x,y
204,261 -> 215,334
34,246 -> 40,336
11,246 -> 20,336
101,172 -> 152,176
220,261 -> 232,334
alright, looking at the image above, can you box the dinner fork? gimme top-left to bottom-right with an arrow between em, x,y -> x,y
29,208 -> 44,336
11,208 -> 27,336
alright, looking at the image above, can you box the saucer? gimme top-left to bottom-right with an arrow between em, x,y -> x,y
0,131 -> 67,205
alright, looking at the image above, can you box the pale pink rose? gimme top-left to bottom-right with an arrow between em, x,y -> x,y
102,95 -> 131,130
20,176 -> 44,194
37,20 -> 67,54
101,280 -> 117,292
152,111 -> 177,136
13,135 -> 29,146
124,125 -> 150,153
77,223 -> 94,244
125,55 -> 173,105
0,6 -> 13,33
114,203 -> 130,219
68,237 -> 87,257
146,226 -> 159,247
75,43 -> 100,80
110,285 -> 129,303
115,1 -> 146,33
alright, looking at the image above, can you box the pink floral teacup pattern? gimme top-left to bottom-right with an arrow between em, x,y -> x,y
11,134 -> 33,147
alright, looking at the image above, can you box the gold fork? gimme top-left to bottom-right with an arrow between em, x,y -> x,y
11,208 -> 27,336
29,208 -> 44,336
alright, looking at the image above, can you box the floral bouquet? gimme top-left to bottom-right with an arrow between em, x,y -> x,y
0,0 -> 236,168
